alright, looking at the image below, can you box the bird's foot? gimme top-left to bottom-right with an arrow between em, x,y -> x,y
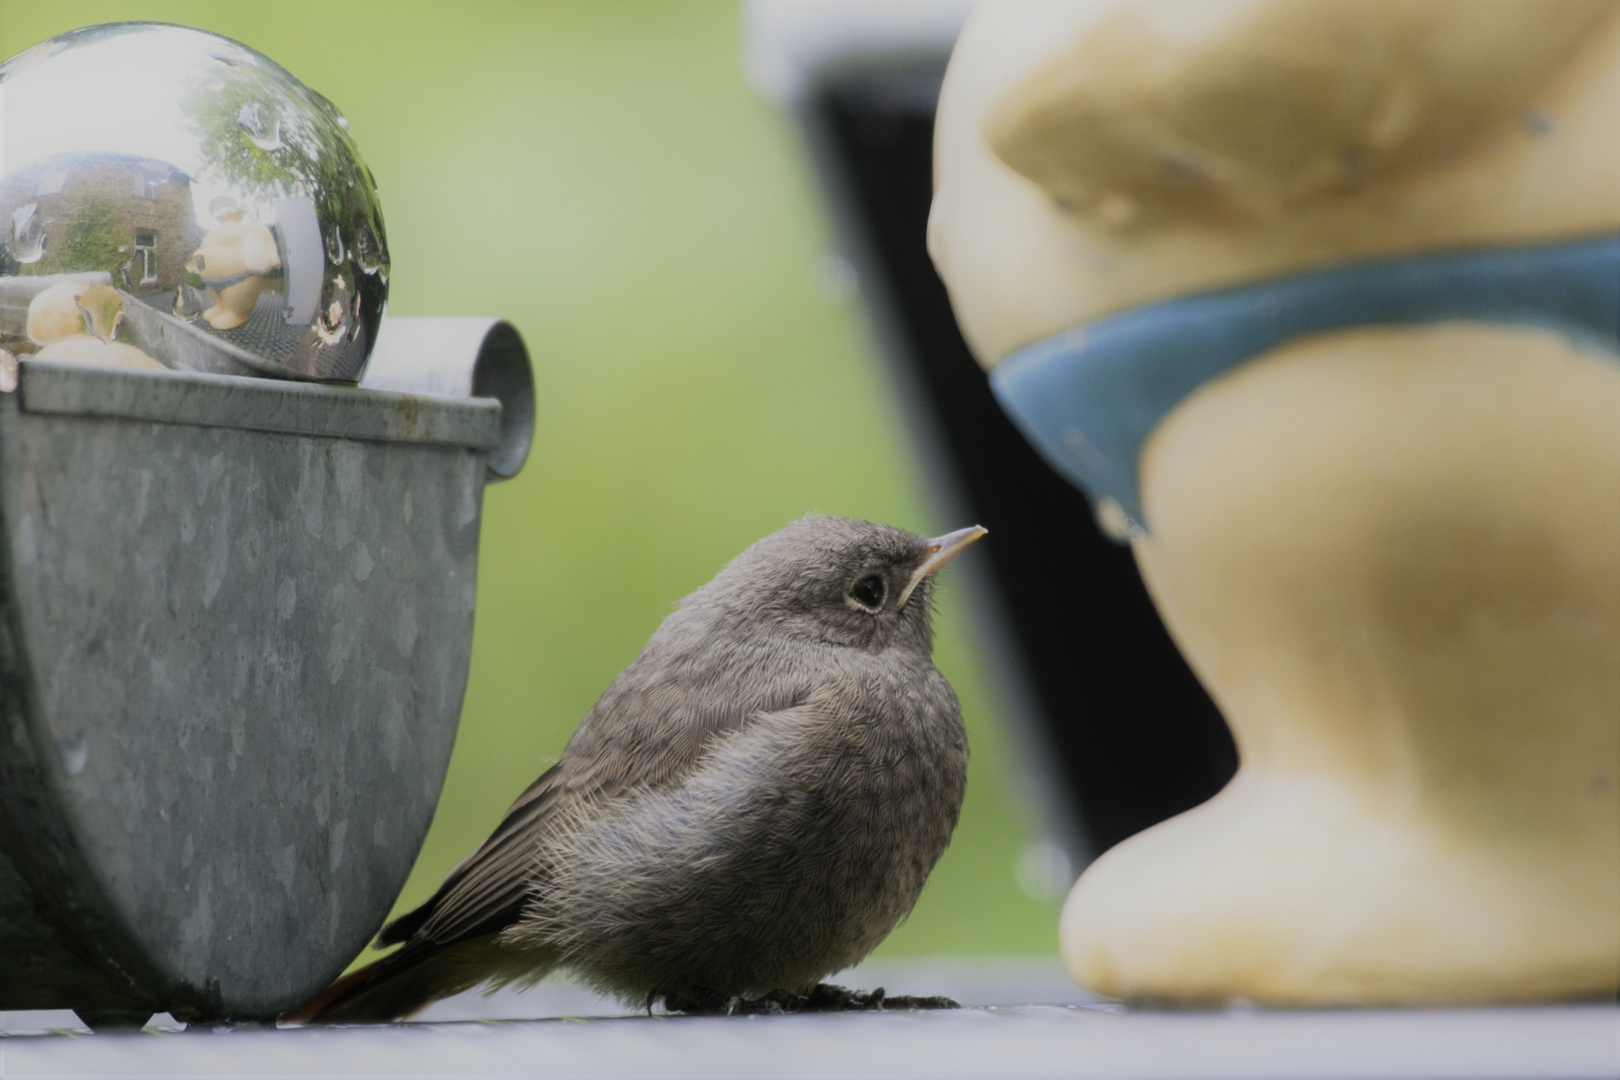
797,983 -> 960,1012
664,983 -> 959,1015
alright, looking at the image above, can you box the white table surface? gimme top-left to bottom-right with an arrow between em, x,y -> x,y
2,957 -> 1614,1079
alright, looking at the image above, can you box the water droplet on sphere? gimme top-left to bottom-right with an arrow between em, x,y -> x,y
315,274 -> 349,345
11,203 -> 45,263
352,217 -> 384,275
173,284 -> 205,321
237,101 -> 283,151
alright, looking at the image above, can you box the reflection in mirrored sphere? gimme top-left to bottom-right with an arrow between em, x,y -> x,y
0,23 -> 389,381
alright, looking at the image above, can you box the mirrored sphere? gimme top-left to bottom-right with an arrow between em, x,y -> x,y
0,23 -> 389,381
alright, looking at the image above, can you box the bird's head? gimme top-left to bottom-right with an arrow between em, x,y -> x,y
698,514 -> 986,654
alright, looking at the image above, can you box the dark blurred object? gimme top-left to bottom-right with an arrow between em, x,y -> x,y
746,2 -> 1236,868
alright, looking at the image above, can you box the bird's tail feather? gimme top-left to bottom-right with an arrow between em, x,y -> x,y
282,935 -> 540,1025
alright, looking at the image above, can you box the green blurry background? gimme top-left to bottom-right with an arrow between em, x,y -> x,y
1,1 -> 1057,959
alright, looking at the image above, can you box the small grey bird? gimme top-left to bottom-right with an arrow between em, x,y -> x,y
289,514 -> 985,1022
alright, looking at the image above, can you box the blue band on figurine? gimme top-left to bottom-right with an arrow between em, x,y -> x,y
990,233 -> 1620,535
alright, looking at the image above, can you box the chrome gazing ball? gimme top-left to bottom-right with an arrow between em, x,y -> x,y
0,23 -> 389,382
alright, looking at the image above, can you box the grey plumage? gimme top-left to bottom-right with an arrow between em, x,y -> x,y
289,514 -> 981,1023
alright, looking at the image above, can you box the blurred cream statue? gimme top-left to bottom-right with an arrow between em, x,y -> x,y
931,0 -> 1619,1005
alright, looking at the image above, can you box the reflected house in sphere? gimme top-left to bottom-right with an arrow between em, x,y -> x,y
0,153 -> 203,308
0,153 -> 205,362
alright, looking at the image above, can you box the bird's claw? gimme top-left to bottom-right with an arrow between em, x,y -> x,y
664,983 -> 959,1015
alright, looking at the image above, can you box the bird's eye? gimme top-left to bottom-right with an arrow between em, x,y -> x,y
849,575 -> 886,610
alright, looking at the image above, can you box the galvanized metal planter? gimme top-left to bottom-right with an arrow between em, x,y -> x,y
0,319 -> 532,1026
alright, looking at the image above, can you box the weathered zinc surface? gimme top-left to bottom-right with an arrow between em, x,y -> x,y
0,361 -> 501,1021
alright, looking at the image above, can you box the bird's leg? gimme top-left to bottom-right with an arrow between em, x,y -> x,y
799,984 -> 960,1011
662,984 -> 959,1015
874,991 -> 960,1010
659,987 -> 793,1015
659,987 -> 732,1015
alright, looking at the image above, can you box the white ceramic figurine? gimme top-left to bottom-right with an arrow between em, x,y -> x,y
931,0 -> 1619,1005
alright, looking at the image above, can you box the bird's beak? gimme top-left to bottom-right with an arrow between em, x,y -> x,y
897,525 -> 987,608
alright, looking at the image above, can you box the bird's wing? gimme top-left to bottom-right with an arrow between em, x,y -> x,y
554,633 -> 815,795
376,765 -> 565,947
379,636 -> 809,951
